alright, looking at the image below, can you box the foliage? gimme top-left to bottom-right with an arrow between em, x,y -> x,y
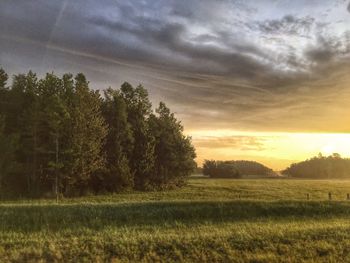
149,102 -> 196,189
68,74 -> 108,195
0,68 -> 196,197
120,82 -> 155,190
0,116 -> 18,197
203,160 -> 274,178
100,88 -> 134,192
282,153 -> 350,179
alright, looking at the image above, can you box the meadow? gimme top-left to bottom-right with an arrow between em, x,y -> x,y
2,178 -> 350,262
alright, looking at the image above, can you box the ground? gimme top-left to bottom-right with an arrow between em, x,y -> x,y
2,178 -> 350,262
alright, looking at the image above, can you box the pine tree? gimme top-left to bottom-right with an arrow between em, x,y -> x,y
149,102 -> 196,188
37,73 -> 70,199
0,68 -> 8,90
0,68 -> 9,129
101,88 -> 134,191
0,116 -> 18,198
9,71 -> 40,195
0,68 -> 197,196
69,73 -> 107,195
59,73 -> 75,193
120,82 -> 155,190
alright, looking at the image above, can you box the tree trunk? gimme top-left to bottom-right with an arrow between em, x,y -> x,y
55,135 -> 59,203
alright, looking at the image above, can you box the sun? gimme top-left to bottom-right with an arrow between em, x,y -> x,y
321,144 -> 336,156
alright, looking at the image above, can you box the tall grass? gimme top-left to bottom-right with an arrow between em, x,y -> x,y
2,178 -> 350,262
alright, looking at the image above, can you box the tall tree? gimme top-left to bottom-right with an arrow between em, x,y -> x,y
149,102 -> 196,188
0,68 -> 8,89
0,68 -> 9,130
120,82 -> 155,190
37,73 -> 70,199
0,116 -> 18,198
8,71 -> 40,195
69,73 -> 107,195
58,73 -> 75,194
0,68 -> 197,196
101,88 -> 134,192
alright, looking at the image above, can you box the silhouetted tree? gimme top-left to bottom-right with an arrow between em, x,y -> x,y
0,116 -> 18,197
203,160 -> 273,178
282,153 -> 350,179
0,69 -> 196,197
203,160 -> 240,178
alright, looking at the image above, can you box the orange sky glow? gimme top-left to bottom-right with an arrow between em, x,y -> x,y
187,130 -> 350,170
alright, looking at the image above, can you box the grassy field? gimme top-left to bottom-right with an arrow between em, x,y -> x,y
3,178 -> 350,262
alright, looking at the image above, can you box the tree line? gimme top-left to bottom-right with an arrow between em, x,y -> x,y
282,153 -> 350,179
0,68 -> 196,198
202,160 -> 275,178
203,155 -> 350,179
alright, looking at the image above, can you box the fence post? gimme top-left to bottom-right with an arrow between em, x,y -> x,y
306,193 -> 310,200
347,193 -> 350,200
328,192 -> 332,201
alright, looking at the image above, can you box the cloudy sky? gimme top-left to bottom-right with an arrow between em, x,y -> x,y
1,0 -> 350,169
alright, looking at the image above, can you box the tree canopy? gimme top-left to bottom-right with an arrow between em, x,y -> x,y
0,68 -> 196,198
203,160 -> 274,178
282,153 -> 350,179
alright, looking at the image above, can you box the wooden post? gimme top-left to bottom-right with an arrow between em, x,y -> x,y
306,193 -> 310,200
328,192 -> 332,201
347,193 -> 350,200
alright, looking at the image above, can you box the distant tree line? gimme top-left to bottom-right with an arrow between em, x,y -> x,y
203,160 -> 274,178
0,68 -> 196,198
282,153 -> 350,179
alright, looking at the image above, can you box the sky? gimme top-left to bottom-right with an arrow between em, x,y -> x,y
1,0 -> 350,169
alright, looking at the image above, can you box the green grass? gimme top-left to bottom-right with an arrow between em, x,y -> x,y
2,178 -> 350,262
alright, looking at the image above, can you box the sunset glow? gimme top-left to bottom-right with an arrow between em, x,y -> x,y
188,130 -> 350,170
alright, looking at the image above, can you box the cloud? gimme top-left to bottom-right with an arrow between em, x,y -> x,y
305,36 -> 338,64
1,0 -> 350,133
251,15 -> 315,36
88,14 -> 272,79
193,135 -> 269,151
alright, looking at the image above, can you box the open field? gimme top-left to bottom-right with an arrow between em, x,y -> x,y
3,178 -> 350,262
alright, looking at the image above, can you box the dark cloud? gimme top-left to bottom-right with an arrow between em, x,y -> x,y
1,0 -> 350,133
251,15 -> 315,36
305,37 -> 336,63
306,47 -> 335,63
304,35 -> 350,65
88,15 -> 272,79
